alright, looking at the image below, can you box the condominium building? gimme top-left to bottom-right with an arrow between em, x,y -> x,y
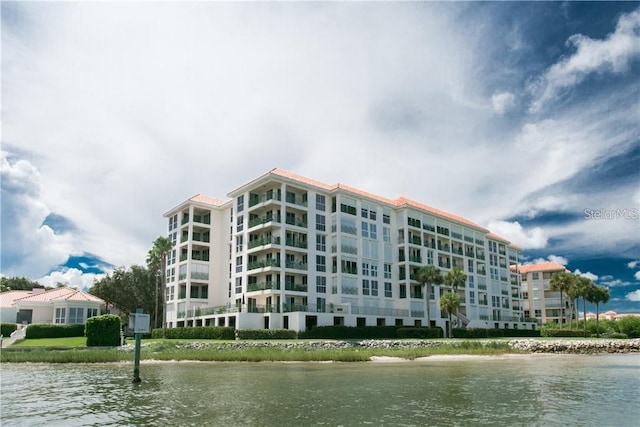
163,168 -> 536,332
516,262 -> 568,325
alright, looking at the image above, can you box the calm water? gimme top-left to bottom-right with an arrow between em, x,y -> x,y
1,354 -> 639,426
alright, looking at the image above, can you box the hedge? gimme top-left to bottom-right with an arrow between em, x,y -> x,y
151,326 -> 235,340
236,329 -> 297,340
1,323 -> 17,338
396,327 -> 443,339
86,315 -> 121,346
26,323 -> 85,339
298,326 -> 401,339
540,328 -> 584,337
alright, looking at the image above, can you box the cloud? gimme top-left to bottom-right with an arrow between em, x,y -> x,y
573,269 -> 598,281
37,268 -> 106,291
0,151 -> 76,277
491,91 -> 516,114
485,220 -> 548,249
635,271 -> 640,281
600,279 -> 633,288
625,290 -> 640,302
529,8 -> 640,112
628,261 -> 639,269
529,255 -> 569,266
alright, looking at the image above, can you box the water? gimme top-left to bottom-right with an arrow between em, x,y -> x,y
1,354 -> 639,426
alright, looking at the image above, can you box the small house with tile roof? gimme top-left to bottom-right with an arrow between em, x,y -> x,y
7,287 -> 105,325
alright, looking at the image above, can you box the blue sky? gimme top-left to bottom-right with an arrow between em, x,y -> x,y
1,2 -> 639,313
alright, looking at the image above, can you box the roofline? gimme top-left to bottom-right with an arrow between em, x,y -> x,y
163,194 -> 231,217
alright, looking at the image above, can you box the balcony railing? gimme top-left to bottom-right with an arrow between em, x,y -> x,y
285,260 -> 308,270
285,217 -> 308,228
247,281 -> 281,292
248,236 -> 281,249
247,259 -> 281,270
285,238 -> 308,249
285,282 -> 308,292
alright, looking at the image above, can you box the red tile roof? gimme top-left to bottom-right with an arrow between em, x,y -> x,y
513,262 -> 568,274
0,290 -> 33,308
13,287 -> 105,304
189,193 -> 228,207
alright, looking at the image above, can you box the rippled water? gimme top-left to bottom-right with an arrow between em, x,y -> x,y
1,354 -> 639,426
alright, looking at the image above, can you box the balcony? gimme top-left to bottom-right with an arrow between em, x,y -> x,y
249,214 -> 282,228
249,190 -> 281,208
285,238 -> 308,249
284,282 -> 308,292
285,216 -> 308,228
247,281 -> 281,292
248,236 -> 281,249
285,260 -> 308,270
409,256 -> 422,264
247,259 -> 281,270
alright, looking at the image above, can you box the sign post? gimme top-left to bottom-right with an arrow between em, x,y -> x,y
129,309 -> 150,383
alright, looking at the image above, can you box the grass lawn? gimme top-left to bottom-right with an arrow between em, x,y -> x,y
11,336 -> 88,347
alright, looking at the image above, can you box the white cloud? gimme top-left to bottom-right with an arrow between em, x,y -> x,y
491,91 -> 516,114
573,269 -> 598,281
37,268 -> 106,291
601,279 -> 633,288
529,255 -> 569,266
485,220 -> 548,249
529,8 -> 640,112
628,261 -> 639,269
635,271 -> 640,281
625,290 -> 640,302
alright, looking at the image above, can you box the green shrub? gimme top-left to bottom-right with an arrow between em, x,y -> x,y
236,329 -> 297,340
540,328 -> 584,337
616,316 -> 640,338
1,323 -> 17,337
85,315 -> 121,346
298,326 -> 400,339
396,327 -> 443,339
452,328 -> 505,338
26,324 -> 85,339
502,328 -> 541,338
150,326 -> 235,340
602,332 -> 628,339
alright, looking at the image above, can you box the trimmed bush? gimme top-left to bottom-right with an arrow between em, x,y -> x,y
502,328 -> 541,337
85,315 -> 121,346
616,316 -> 640,338
540,328 -> 584,337
236,329 -> 297,340
397,327 -> 443,339
150,326 -> 235,340
452,328 -> 505,338
1,323 -> 17,337
26,324 -> 85,339
298,326 -> 400,339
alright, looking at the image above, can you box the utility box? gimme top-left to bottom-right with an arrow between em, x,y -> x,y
128,312 -> 150,334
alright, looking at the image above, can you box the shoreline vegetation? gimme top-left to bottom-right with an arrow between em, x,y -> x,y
1,338 -> 639,364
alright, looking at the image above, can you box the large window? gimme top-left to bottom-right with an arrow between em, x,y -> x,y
316,255 -> 326,272
68,307 -> 83,324
87,308 -> 98,319
384,282 -> 392,298
237,195 -> 244,212
316,235 -> 326,252
316,194 -> 326,211
316,276 -> 327,293
55,307 -> 66,324
316,214 -> 326,231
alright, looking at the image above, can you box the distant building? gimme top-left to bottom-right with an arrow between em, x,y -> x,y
586,311 -> 640,321
1,287 -> 105,325
515,262 -> 569,325
163,168 -> 536,332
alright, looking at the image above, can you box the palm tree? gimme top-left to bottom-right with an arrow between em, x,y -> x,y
588,285 -> 610,337
146,247 -> 163,329
549,271 -> 575,328
150,236 -> 172,338
444,266 -> 467,327
565,275 -> 580,329
415,265 -> 443,328
439,292 -> 461,338
574,276 -> 594,337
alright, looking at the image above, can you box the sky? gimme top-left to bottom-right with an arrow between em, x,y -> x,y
1,2 -> 639,313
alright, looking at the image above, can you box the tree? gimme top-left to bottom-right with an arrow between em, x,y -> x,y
574,276 -> 595,337
444,266 -> 467,327
0,276 -> 41,292
146,247 -> 163,329
149,236 -> 172,338
549,271 -> 575,328
439,292 -> 461,338
565,274 -> 580,329
587,285 -> 610,337
415,265 -> 443,328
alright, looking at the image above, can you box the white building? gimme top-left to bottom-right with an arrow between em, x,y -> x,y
163,168 -> 535,332
516,262 -> 568,325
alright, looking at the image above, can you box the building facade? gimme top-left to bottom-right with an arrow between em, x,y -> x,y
163,168 -> 536,332
516,262 -> 568,325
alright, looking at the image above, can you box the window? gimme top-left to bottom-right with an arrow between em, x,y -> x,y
316,194 -> 326,211
383,214 -> 390,224
235,256 -> 243,273
316,235 -> 326,252
532,272 -> 540,280
87,308 -> 98,319
369,224 -> 377,239
167,285 -> 175,301
371,280 -> 379,297
68,307 -> 83,324
316,214 -> 326,231
316,276 -> 327,293
361,221 -> 369,238
468,259 -> 474,273
370,263 -> 378,277
384,263 -> 392,279
317,297 -> 326,312
399,284 -> 407,299
237,215 -> 244,232
55,307 -> 66,324
341,260 -> 358,274
316,255 -> 326,272
362,262 -> 370,276
235,277 -> 243,294
236,236 -> 243,252
191,286 -> 199,298
534,309 -> 542,318
237,195 -> 244,212
383,226 -> 390,243
369,210 -> 377,221
468,276 -> 474,288
361,208 -> 369,218
362,279 -> 370,296
470,291 -> 476,304
384,282 -> 392,298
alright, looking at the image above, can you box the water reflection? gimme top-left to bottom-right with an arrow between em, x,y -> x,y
1,354 -> 638,426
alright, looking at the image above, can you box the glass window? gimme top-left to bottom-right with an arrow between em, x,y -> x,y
316,194 -> 326,211
316,255 -> 326,272
316,235 -> 326,252
384,282 -> 392,298
55,307 -> 66,324
316,276 -> 327,293
316,214 -> 326,231
237,195 -> 244,212
69,307 -> 83,324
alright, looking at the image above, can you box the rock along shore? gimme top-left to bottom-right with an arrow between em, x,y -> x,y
123,339 -> 640,354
